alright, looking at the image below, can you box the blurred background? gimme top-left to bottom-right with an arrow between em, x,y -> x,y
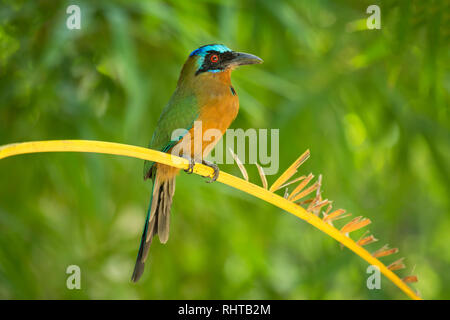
0,0 -> 449,299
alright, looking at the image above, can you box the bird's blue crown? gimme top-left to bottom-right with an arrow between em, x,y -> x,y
189,44 -> 231,57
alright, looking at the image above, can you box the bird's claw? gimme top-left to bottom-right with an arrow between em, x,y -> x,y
202,160 -> 219,183
184,158 -> 219,183
184,158 -> 196,174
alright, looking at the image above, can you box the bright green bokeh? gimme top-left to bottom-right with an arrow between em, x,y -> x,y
0,0 -> 448,299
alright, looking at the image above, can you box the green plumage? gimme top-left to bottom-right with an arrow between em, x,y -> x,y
143,92 -> 199,179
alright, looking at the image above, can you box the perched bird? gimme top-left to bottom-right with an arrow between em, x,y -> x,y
132,44 -> 263,282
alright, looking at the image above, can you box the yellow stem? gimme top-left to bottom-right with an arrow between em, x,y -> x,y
0,140 -> 421,300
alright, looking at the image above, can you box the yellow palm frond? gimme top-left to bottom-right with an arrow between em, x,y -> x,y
0,140 -> 420,300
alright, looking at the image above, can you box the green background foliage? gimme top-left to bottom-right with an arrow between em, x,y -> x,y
0,0 -> 448,299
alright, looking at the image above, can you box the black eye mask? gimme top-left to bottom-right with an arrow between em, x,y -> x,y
196,51 -> 235,75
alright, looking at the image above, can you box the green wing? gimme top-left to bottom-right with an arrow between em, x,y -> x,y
143,92 -> 199,179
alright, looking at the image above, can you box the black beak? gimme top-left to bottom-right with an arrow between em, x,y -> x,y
229,52 -> 263,67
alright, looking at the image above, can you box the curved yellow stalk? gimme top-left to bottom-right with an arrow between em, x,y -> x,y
0,140 -> 421,300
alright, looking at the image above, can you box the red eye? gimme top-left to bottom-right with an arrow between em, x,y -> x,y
210,54 -> 219,63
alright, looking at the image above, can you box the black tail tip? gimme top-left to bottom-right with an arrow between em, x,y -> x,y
131,262 -> 145,282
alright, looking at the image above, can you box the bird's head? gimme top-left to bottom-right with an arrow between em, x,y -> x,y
187,44 -> 263,76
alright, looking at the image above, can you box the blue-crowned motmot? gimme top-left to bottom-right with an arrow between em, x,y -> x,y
132,44 -> 263,282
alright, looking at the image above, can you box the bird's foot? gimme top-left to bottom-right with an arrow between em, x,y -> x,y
183,158 -> 219,183
183,157 -> 196,174
201,159 -> 219,183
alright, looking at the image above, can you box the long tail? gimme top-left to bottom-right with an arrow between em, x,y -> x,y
131,170 -> 176,282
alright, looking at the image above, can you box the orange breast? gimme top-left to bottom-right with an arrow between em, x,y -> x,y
183,69 -> 239,159
198,92 -> 239,149
157,70 -> 239,181
174,90 -> 238,160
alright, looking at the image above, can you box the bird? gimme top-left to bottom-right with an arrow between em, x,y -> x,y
132,44 -> 263,282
